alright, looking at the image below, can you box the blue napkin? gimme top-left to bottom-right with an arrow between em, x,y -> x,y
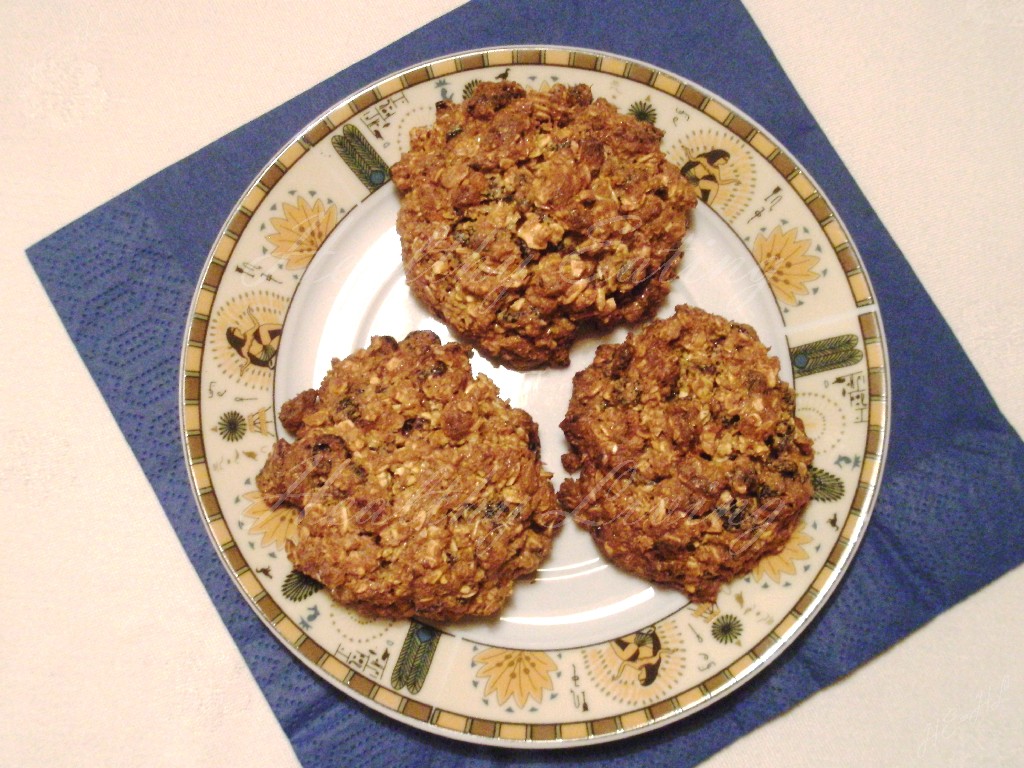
27,0 -> 1024,764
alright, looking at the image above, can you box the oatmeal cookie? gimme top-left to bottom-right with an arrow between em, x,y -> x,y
257,330 -> 562,622
558,305 -> 814,602
391,81 -> 696,370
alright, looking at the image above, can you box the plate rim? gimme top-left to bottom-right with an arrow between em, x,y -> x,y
178,43 -> 892,748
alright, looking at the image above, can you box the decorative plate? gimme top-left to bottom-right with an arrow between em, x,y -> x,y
180,47 -> 889,747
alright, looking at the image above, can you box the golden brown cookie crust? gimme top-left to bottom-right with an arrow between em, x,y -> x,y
392,81 -> 696,370
257,330 -> 562,622
558,305 -> 814,602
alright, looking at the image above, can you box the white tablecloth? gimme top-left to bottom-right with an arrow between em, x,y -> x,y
2,2 -> 1021,764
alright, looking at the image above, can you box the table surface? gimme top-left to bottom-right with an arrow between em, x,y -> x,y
3,2 -> 1022,765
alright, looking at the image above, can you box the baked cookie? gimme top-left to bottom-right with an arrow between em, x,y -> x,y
257,330 -> 562,622
391,81 -> 696,370
558,305 -> 814,602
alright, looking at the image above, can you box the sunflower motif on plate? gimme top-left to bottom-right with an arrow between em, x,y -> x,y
472,647 -> 559,710
266,195 -> 340,271
753,225 -> 820,307
750,520 -> 814,585
241,489 -> 298,551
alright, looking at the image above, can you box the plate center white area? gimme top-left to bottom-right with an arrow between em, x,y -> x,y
275,186 -> 786,650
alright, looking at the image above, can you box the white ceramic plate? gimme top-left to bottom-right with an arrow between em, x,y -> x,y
180,46 -> 889,747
